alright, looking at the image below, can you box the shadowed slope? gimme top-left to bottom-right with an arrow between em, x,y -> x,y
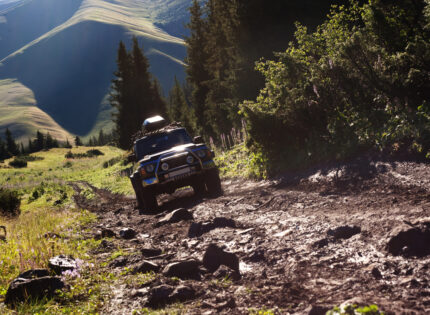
0,0 -> 188,137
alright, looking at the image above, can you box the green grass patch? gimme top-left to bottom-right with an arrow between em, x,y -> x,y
215,143 -> 265,179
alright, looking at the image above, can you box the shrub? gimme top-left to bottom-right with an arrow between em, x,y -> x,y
9,157 -> 28,168
65,149 -> 104,159
86,149 -> 104,157
0,188 -> 21,217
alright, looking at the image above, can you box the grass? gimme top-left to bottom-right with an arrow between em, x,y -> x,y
215,143 -> 263,179
0,146 -> 133,313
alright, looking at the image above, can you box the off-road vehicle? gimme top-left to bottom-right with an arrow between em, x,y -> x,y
129,116 -> 222,212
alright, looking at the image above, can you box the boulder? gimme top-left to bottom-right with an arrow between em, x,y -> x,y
119,228 -> 136,240
156,208 -> 193,227
188,217 -> 236,238
146,284 -> 196,307
327,225 -> 361,240
169,285 -> 196,302
163,260 -> 201,279
202,244 -> 240,274
5,269 -> 64,306
141,248 -> 163,257
146,285 -> 175,307
48,255 -> 77,275
132,261 -> 160,274
101,228 -> 116,238
386,221 -> 430,257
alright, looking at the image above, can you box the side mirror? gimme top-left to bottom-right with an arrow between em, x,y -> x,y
193,136 -> 203,144
127,154 -> 136,163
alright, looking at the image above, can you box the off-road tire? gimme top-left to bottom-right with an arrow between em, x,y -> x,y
205,168 -> 222,197
192,178 -> 206,196
141,188 -> 158,213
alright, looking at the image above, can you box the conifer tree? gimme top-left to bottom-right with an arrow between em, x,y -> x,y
5,128 -> 19,156
168,77 -> 196,134
110,38 -> 166,149
75,136 -> 82,147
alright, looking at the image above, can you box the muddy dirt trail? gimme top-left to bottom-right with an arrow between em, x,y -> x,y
73,157 -> 430,314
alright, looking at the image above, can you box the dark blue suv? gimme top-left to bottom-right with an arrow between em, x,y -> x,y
130,117 -> 222,212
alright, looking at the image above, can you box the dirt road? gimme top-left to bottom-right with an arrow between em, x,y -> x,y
73,157 -> 430,314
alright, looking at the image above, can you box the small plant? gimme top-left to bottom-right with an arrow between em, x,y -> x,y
327,304 -> 384,315
9,157 -> 27,168
63,161 -> 73,168
0,188 -> 21,217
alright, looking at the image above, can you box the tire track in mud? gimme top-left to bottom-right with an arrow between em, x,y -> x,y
68,159 -> 430,314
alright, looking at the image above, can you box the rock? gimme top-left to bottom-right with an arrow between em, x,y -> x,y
48,255 -> 77,275
146,284 -> 196,307
202,244 -> 240,274
109,257 -> 128,268
101,228 -> 116,238
213,265 -> 242,281
119,228 -> 136,239
5,269 -> 64,306
132,261 -> 160,274
327,225 -> 361,240
169,285 -> 196,302
18,269 -> 50,279
246,249 -> 265,262
163,260 -> 201,279
146,285 -> 175,307
386,221 -> 430,257
188,217 -> 236,237
202,298 -> 236,311
156,208 -> 193,227
141,248 -> 163,257
371,267 -> 382,280
305,305 -> 331,315
312,238 -> 329,248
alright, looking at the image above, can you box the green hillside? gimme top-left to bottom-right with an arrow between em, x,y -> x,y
0,0 -> 190,141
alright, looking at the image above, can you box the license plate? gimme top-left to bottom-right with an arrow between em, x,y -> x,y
166,167 -> 191,178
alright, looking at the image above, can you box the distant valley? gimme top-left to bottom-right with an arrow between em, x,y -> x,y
0,0 -> 190,142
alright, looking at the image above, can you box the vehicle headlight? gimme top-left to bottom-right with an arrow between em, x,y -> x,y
161,162 -> 169,171
196,150 -> 206,158
145,164 -> 155,173
186,155 -> 194,164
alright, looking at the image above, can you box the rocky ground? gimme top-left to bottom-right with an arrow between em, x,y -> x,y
73,156 -> 430,314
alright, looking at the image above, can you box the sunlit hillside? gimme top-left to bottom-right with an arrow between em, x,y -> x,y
0,0 -> 191,142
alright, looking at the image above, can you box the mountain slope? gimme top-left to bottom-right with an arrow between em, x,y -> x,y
0,0 -> 190,140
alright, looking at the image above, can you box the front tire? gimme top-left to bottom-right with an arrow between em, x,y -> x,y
141,188 -> 158,213
205,168 -> 222,197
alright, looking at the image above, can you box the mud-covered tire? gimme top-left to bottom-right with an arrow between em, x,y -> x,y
192,179 -> 206,196
205,168 -> 222,197
141,188 -> 158,213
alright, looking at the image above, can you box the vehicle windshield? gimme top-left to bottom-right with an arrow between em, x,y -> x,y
135,128 -> 192,160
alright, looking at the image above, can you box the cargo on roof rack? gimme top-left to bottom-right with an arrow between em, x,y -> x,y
143,116 -> 167,132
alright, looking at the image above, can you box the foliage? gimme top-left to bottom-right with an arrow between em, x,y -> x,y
110,37 -> 167,150
241,0 -> 430,176
0,188 -> 20,217
327,303 -> 384,315
9,157 -> 27,168
168,77 -> 196,134
65,149 -> 105,159
185,0 -> 350,139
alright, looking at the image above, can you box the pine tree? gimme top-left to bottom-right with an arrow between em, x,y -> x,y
75,136 -> 82,147
98,130 -> 105,146
5,128 -> 19,156
64,138 -> 72,149
111,41 -> 133,149
110,38 -> 166,149
169,77 -> 196,134
185,0 -> 213,136
151,78 -> 168,118
34,131 -> 45,151
0,138 -> 8,160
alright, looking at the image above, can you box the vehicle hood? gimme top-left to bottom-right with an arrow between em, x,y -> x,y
138,143 -> 201,164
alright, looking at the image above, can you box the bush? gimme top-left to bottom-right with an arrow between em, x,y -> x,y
18,155 -> 44,162
0,188 -> 21,217
65,149 -> 104,159
9,157 -> 28,168
241,0 -> 430,176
